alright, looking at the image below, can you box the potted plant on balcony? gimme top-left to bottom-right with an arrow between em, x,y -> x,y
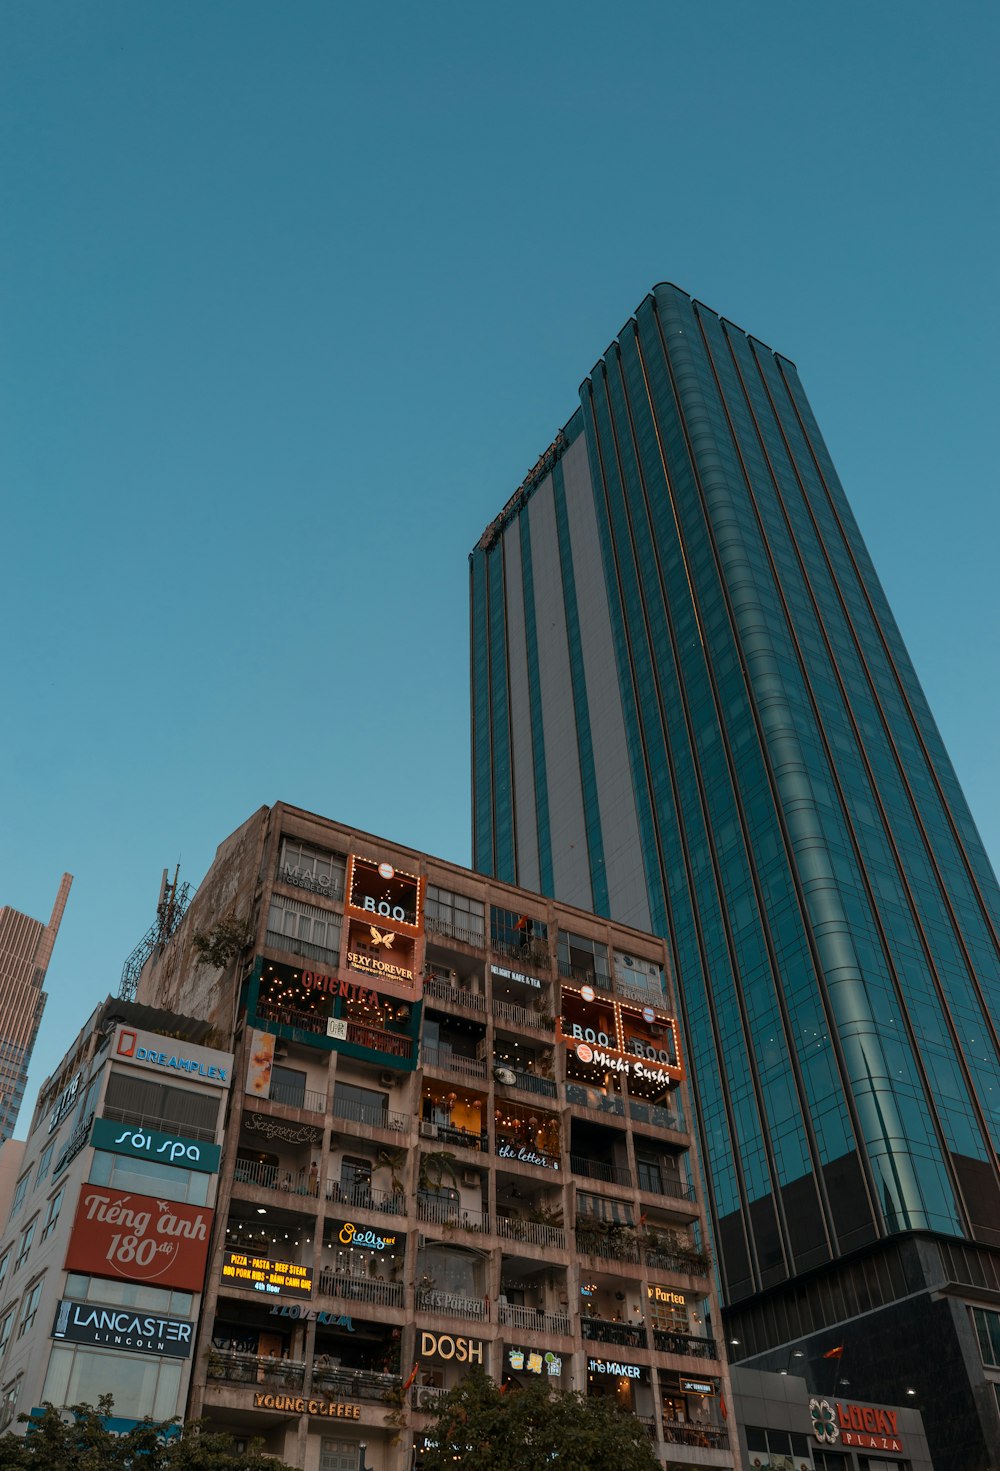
376,1147 -> 407,1198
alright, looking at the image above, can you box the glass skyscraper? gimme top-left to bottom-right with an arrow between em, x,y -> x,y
471,284 -> 1000,1470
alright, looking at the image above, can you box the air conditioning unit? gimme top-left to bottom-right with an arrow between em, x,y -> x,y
649,1024 -> 666,1037
420,1121 -> 439,1139
415,1387 -> 438,1409
378,1071 -> 395,1087
461,1170 -> 479,1188
417,1233 -> 427,1249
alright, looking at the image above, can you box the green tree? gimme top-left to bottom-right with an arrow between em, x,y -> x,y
0,1399 -> 300,1470
419,1371 -> 659,1471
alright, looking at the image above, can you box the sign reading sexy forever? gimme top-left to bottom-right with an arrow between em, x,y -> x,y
64,1187 -> 214,1292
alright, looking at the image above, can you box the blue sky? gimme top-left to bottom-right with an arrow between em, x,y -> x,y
2,0 -> 998,1132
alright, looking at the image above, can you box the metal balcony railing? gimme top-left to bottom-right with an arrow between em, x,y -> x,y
345,1020 -> 412,1060
233,1159 -> 319,1197
207,1351 -> 306,1389
662,1421 -> 729,1449
498,1069 -> 557,1098
421,1046 -> 487,1080
638,1174 -> 696,1202
255,997 -> 329,1039
628,1098 -> 685,1132
652,1329 -> 718,1359
331,1096 -> 408,1132
570,1156 -> 633,1186
265,1079 -> 328,1113
581,1317 -> 648,1349
325,1181 -> 404,1214
311,1366 -> 401,1403
416,1197 -> 490,1233
424,915 -> 486,949
564,1084 -> 626,1117
318,1272 -> 404,1308
497,1303 -> 570,1335
264,929 -> 342,969
101,1105 -> 216,1143
495,1216 -> 566,1250
492,998 -> 550,1031
557,961 -> 613,992
415,1288 -> 488,1321
423,975 -> 487,1012
575,1232 -> 640,1264
643,1247 -> 710,1277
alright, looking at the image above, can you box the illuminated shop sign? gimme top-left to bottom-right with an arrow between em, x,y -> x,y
346,854 -> 424,937
48,1072 -> 82,1133
810,1397 -> 904,1453
251,1392 -> 360,1419
497,1142 -> 560,1170
419,1331 -> 484,1365
64,1188 -> 213,1293
52,1297 -> 193,1358
588,1357 -> 642,1379
680,1379 -> 715,1395
557,986 -> 683,1085
648,1285 -> 686,1307
335,1220 -> 397,1251
91,1117 -> 221,1174
507,1346 -> 562,1376
346,946 -> 415,986
301,972 -> 380,1006
221,1251 -> 313,1299
491,964 -> 541,991
241,1110 -> 323,1146
113,1025 -> 233,1088
268,1305 -> 355,1329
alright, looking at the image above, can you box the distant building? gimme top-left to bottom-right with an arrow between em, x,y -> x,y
135,801 -> 734,1471
0,875 -> 72,1142
470,282 -> 1000,1471
0,997 -> 231,1437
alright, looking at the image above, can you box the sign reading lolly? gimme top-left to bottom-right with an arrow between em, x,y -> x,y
64,1187 -> 214,1292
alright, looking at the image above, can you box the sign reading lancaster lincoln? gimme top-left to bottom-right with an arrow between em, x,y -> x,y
53,1297 -> 193,1358
64,1187 -> 214,1292
112,1024 -> 233,1089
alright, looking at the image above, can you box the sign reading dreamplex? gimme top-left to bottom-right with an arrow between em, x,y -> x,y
53,1298 -> 193,1358
65,1187 -> 214,1293
112,1025 -> 233,1088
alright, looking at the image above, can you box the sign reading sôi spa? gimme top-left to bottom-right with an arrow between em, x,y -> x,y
64,1187 -> 213,1292
91,1117 -> 221,1174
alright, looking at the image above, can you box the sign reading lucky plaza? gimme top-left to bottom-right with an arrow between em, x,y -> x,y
112,1024 -> 233,1088
64,1187 -> 214,1292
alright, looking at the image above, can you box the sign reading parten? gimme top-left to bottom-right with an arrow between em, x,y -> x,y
52,1297 -> 193,1358
91,1118 -> 221,1174
64,1187 -> 213,1292
112,1025 -> 233,1088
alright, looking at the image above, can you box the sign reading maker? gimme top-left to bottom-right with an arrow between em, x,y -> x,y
113,1025 -> 233,1088
53,1298 -> 192,1358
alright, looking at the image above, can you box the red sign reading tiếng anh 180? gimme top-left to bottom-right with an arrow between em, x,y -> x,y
64,1187 -> 214,1293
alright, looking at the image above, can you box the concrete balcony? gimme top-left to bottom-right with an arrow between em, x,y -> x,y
317,1271 -> 404,1310
497,1302 -> 571,1336
582,1316 -> 648,1350
495,1215 -> 567,1251
415,1287 -> 488,1321
421,1045 -> 488,1081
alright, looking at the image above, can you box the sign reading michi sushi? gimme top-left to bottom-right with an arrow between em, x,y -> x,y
64,1187 -> 213,1292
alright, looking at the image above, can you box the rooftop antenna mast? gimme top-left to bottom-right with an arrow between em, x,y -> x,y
118,864 -> 190,1002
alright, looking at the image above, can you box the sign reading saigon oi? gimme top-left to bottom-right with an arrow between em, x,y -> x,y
64,1187 -> 214,1293
52,1298 -> 193,1358
90,1118 -> 221,1174
112,1025 -> 233,1088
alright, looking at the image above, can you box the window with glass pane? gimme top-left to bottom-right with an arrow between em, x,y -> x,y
88,1153 -> 208,1207
279,839 -> 346,898
14,1221 -> 35,1272
0,1382 -> 18,1431
8,1172 -> 30,1222
557,931 -> 611,988
40,1189 -> 64,1240
0,1250 -> 9,1292
267,894 -> 342,962
490,905 -> 547,952
35,1142 -> 55,1186
425,885 -> 485,942
17,1280 -> 42,1337
974,1307 -> 1000,1368
0,1309 -> 13,1356
41,1345 -> 181,1421
103,1072 -> 220,1139
319,1440 -> 360,1471
612,951 -> 663,996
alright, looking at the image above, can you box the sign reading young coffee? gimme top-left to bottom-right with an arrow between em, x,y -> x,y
64,1187 -> 213,1292
251,1391 -> 360,1418
91,1117 -> 221,1174
221,1250 -> 313,1299
112,1025 -> 233,1088
52,1297 -> 193,1358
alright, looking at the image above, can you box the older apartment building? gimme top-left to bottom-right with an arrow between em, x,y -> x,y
131,801 -> 734,1471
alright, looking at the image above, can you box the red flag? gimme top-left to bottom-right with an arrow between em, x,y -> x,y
719,1394 -> 728,1421
402,1361 -> 420,1392
823,1345 -> 844,1359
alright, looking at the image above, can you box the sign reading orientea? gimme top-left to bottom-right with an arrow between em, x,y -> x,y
112,1024 -> 233,1088
52,1298 -> 193,1358
64,1187 -> 213,1292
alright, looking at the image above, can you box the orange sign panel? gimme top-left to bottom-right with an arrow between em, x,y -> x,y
65,1186 -> 213,1292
